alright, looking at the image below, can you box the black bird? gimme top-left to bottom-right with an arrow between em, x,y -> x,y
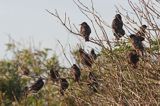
90,49 -> 97,60
89,72 -> 97,82
71,64 -> 81,82
88,72 -> 98,92
130,34 -> 144,56
112,14 -> 125,40
128,50 -> 139,68
80,22 -> 91,41
79,48 -> 93,67
60,78 -> 69,95
136,25 -> 147,37
29,77 -> 44,93
50,68 -> 60,82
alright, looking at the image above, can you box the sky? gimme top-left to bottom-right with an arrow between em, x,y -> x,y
0,0 -> 131,66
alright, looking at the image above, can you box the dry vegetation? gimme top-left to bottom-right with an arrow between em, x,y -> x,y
0,0 -> 160,105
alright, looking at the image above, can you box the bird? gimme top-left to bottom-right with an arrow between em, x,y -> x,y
79,48 -> 93,67
29,77 -> 44,93
89,72 -> 97,82
60,78 -> 69,95
71,64 -> 81,82
112,14 -> 125,40
50,68 -> 60,82
88,72 -> 98,92
80,22 -> 91,41
136,25 -> 147,37
130,34 -> 145,56
128,50 -> 140,68
90,49 -> 97,60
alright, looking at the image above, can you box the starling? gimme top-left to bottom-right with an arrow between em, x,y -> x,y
29,77 -> 44,93
128,50 -> 139,68
60,78 -> 69,95
88,72 -> 98,92
130,34 -> 144,56
71,64 -> 81,82
136,25 -> 147,37
90,49 -> 97,60
89,72 -> 97,82
80,22 -> 91,41
112,14 -> 125,40
79,48 -> 93,67
50,68 -> 60,82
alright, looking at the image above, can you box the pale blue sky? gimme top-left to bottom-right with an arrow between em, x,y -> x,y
0,0 -> 131,66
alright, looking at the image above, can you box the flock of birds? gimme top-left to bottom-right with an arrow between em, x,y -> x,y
25,14 -> 147,96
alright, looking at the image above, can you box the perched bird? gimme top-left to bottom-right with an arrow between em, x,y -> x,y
136,25 -> 147,37
89,72 -> 97,82
29,77 -> 44,93
50,68 -> 60,82
112,14 -> 125,40
90,49 -> 97,60
88,72 -> 98,92
130,34 -> 145,56
79,48 -> 93,67
80,22 -> 91,41
128,50 -> 139,68
60,78 -> 69,95
71,64 -> 81,82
